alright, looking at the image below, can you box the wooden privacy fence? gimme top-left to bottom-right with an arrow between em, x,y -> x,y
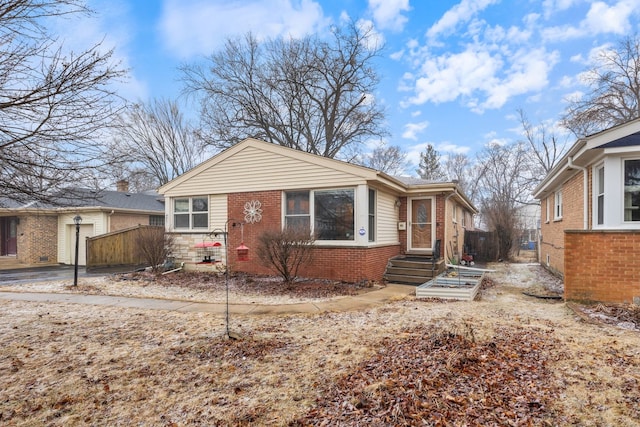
464,230 -> 498,262
86,225 -> 162,271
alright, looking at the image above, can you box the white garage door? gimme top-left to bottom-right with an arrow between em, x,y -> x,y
69,224 -> 93,266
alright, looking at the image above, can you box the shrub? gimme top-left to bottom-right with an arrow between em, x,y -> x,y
256,228 -> 315,284
136,226 -> 175,273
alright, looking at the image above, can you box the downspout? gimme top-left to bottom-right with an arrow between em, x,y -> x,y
444,184 -> 460,263
567,156 -> 588,230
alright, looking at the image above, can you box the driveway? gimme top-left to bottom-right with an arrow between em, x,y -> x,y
0,265 -> 131,286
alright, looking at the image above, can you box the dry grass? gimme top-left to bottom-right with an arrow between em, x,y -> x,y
0,263 -> 639,426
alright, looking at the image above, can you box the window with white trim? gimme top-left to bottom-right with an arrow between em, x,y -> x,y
284,191 -> 310,232
368,189 -> 375,242
174,196 -> 209,229
284,189 -> 355,241
595,165 -> 604,225
554,190 -> 563,220
545,196 -> 550,223
452,202 -> 457,222
624,159 -> 640,222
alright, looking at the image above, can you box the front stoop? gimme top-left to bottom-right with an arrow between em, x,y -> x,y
383,255 -> 445,285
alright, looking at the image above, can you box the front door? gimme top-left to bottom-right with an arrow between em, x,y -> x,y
1,217 -> 18,256
409,198 -> 434,252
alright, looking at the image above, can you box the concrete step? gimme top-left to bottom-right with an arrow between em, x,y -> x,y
384,266 -> 439,277
383,274 -> 430,285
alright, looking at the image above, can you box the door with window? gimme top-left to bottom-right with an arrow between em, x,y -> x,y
409,198 -> 434,252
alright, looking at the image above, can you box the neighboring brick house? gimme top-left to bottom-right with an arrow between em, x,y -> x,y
0,182 -> 165,267
158,138 -> 477,283
533,118 -> 640,304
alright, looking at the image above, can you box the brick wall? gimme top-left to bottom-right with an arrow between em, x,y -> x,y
539,171 -> 585,277
17,214 -> 58,265
224,190 -> 401,282
565,230 -> 640,304
109,213 -> 152,232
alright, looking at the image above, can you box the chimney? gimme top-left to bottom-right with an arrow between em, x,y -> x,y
116,180 -> 129,192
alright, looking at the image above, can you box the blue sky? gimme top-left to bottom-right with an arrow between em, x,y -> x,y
67,0 -> 640,173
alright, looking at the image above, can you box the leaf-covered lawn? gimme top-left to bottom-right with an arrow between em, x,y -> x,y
1,263 -> 639,426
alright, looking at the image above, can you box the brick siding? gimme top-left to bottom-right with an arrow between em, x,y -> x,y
109,213 -> 152,232
539,171 -> 585,277
565,230 -> 640,304
17,214 -> 58,265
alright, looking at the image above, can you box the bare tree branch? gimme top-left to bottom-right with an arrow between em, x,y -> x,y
517,109 -> 568,175
357,143 -> 408,175
562,35 -> 640,137
180,21 -> 387,159
0,0 -> 126,206
108,98 -> 210,188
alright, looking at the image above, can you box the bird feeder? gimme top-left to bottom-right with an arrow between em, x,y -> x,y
236,243 -> 249,261
194,241 -> 222,263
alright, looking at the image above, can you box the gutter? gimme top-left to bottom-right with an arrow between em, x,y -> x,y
567,156 -> 589,230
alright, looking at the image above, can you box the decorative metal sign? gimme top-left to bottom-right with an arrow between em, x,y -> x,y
244,200 -> 263,223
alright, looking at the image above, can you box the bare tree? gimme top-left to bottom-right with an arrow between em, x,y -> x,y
476,141 -> 536,260
0,0 -> 126,205
443,152 -> 477,198
358,143 -> 408,175
562,35 -> 640,137
180,21 -> 387,159
518,109 -> 568,176
109,98 -> 210,187
416,144 -> 447,181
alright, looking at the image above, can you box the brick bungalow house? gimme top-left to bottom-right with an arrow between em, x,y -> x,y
158,138 -> 477,283
0,182 -> 164,268
533,118 -> 640,304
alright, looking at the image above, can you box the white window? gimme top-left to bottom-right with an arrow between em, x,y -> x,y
368,189 -> 376,242
284,189 -> 355,241
624,159 -> 640,222
554,190 -> 563,220
174,196 -> 209,229
461,210 -> 466,228
545,196 -> 550,223
452,202 -> 457,222
595,165 -> 605,225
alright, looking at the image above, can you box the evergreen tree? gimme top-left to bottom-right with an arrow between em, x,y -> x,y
416,144 -> 446,181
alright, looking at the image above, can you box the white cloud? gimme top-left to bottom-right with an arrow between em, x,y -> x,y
159,0 -> 330,58
402,29 -> 559,113
438,143 -> 470,154
403,46 -> 502,106
367,0 -> 410,32
426,0 -> 499,39
542,0 -> 580,18
583,0 -> 636,34
558,75 -> 575,88
389,49 -> 404,60
478,48 -> 559,112
542,0 -> 640,41
402,121 -> 429,140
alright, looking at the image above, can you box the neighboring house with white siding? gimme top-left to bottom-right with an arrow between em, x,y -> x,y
0,182 -> 165,267
159,138 -> 477,283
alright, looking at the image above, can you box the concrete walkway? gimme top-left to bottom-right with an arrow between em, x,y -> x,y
0,284 -> 417,315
